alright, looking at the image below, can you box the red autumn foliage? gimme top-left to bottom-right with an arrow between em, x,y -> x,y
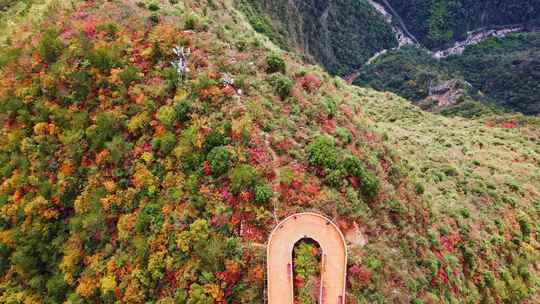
500,121 -> 518,129
221,85 -> 236,98
210,213 -> 231,228
319,113 -> 336,133
349,265 -> 372,284
239,191 -> 252,202
294,275 -> 305,288
485,121 -> 496,128
275,138 -> 292,154
348,176 -> 359,188
203,161 -> 212,176
298,74 -> 322,92
431,267 -> 449,286
278,179 -> 321,205
200,86 -> 228,103
92,230 -> 101,243
290,86 -> 307,105
164,270 -> 177,289
248,147 -> 268,165
440,233 -> 461,253
218,270 -> 240,287
83,21 -> 97,38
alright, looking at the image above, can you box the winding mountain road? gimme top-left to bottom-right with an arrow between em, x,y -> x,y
381,0 -> 421,46
267,213 -> 347,304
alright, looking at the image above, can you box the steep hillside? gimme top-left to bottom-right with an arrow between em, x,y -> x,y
355,33 -> 540,116
0,1 -> 539,304
241,0 -> 540,114
0,0 -> 63,45
446,33 -> 540,115
236,0 -> 397,75
385,0 -> 540,49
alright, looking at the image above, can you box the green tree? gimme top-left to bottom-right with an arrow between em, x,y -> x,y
207,146 -> 230,177
266,53 -> 286,73
307,135 -> 339,170
229,164 -> 259,193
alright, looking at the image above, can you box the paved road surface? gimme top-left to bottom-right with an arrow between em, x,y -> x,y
267,213 -> 347,304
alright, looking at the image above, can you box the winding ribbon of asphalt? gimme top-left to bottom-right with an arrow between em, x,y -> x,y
267,213 -> 347,304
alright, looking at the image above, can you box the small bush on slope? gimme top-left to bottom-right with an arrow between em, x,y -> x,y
307,135 -> 339,170
207,146 -> 230,177
268,73 -> 293,99
266,52 -> 286,73
229,164 -> 259,194
38,29 -> 64,63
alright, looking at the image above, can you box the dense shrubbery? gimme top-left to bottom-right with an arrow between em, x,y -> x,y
354,46 -> 447,101
293,240 -> 321,303
445,33 -> 540,115
307,135 -> 380,200
0,3 -> 275,302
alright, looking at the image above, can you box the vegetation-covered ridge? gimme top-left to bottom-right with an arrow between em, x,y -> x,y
355,33 -> 540,116
0,1 -> 538,304
238,0 -> 540,115
384,0 -> 540,49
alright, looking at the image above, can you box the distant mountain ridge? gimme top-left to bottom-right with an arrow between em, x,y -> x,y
236,0 -> 398,75
241,0 -> 540,115
384,0 -> 540,49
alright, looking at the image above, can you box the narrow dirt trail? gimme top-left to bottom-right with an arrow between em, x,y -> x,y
267,213 -> 347,304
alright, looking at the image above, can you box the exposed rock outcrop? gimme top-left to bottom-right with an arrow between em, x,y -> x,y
426,79 -> 471,107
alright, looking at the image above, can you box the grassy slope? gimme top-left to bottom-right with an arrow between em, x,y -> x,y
360,88 -> 540,302
0,0 -> 68,45
361,88 -> 540,218
358,86 -> 540,302
0,1 -> 538,304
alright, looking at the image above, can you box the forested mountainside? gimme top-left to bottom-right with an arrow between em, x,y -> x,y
385,0 -> 540,49
0,1 -> 539,304
355,33 -> 540,116
236,0 -> 397,75
243,0 -> 540,115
